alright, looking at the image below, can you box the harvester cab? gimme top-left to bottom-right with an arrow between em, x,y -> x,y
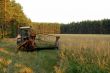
17,26 -> 30,44
17,26 -> 36,51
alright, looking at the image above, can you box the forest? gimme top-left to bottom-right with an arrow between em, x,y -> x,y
61,19 -> 110,34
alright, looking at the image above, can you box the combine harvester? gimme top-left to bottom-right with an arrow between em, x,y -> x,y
16,26 -> 60,51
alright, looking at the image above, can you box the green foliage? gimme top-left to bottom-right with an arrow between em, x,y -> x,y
61,19 -> 110,34
0,0 -> 32,38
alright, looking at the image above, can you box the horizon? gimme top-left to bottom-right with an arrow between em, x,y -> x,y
16,0 -> 110,24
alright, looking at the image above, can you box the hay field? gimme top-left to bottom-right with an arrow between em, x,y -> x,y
54,34 -> 110,73
55,34 -> 110,49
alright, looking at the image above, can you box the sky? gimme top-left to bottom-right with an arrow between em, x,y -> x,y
16,0 -> 110,23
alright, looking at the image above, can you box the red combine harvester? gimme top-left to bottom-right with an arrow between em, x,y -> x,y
16,26 -> 60,51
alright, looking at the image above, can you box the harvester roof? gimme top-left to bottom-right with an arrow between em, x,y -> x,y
20,26 -> 31,29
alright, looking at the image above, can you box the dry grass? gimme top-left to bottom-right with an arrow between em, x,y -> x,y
55,34 -> 110,49
54,34 -> 110,73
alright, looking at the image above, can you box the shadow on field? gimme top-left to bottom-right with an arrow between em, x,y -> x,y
36,47 -> 58,52
18,47 -> 58,52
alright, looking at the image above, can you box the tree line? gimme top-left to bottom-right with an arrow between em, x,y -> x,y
32,22 -> 60,34
61,19 -> 110,34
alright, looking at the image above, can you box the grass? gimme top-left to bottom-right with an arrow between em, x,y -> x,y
9,50 -> 58,73
0,38 -> 58,73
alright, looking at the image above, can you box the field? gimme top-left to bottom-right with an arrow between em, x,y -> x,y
55,34 -> 110,73
0,34 -> 110,73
